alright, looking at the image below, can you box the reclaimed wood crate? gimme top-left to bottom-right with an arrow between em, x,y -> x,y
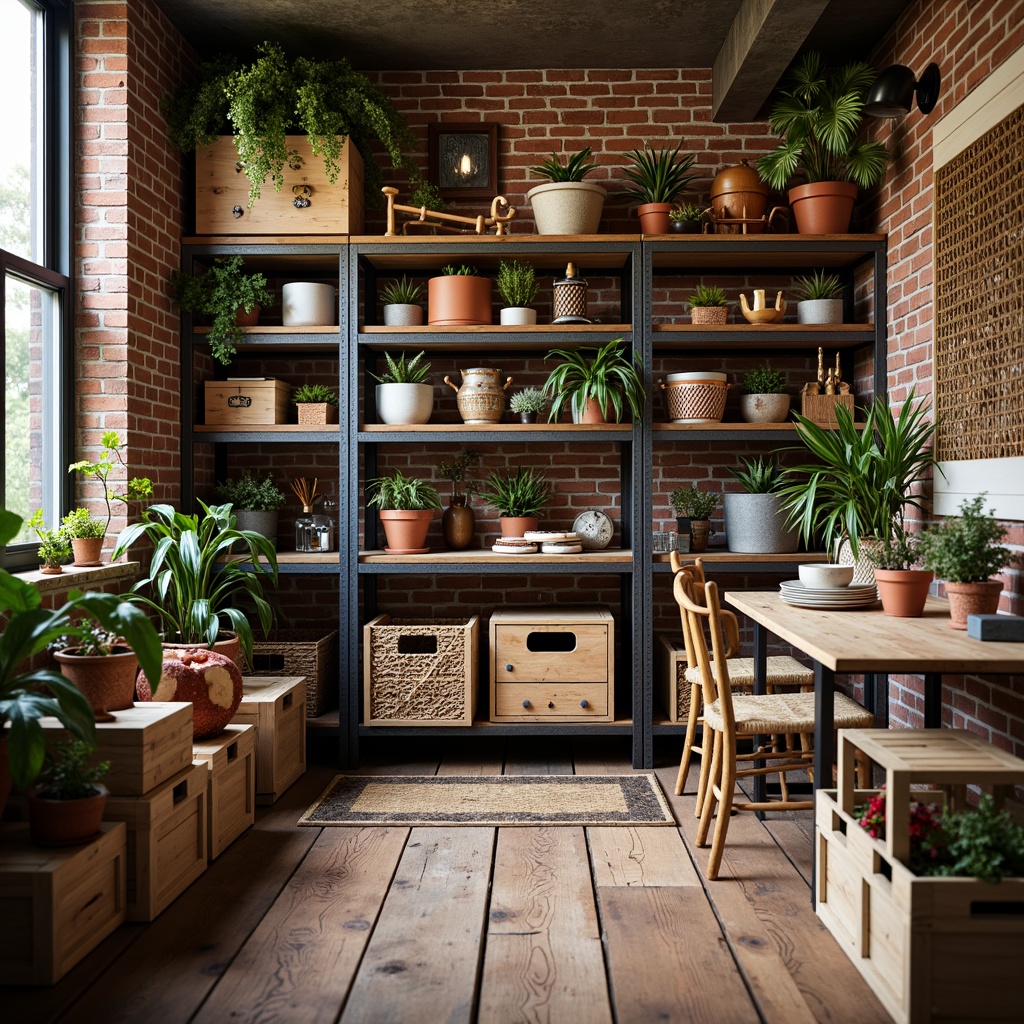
364,615 -> 480,726
800,392 -> 855,427
204,378 -> 291,426
195,134 -> 365,235
41,702 -> 194,797
232,676 -> 307,804
0,822 -> 127,985
248,628 -> 338,717
656,634 -> 691,722
104,761 -> 208,922
192,724 -> 256,860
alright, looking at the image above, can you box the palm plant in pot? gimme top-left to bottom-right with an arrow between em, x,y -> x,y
620,141 -> 698,234
866,527 -> 934,618
213,471 -> 287,546
527,147 -> 606,235
370,350 -> 433,425
724,457 -> 799,554
27,738 -> 112,846
542,337 -> 645,424
496,259 -> 539,325
480,465 -> 552,538
366,468 -> 443,554
670,485 -> 720,553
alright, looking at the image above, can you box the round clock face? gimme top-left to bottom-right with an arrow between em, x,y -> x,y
573,510 -> 614,550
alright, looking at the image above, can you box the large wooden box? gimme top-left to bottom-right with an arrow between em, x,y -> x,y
204,378 -> 291,426
192,725 -> 256,860
0,822 -> 127,985
364,615 -> 479,727
249,628 -> 339,717
490,607 -> 614,723
801,392 -> 855,427
104,762 -> 208,922
41,702 -> 194,797
232,676 -> 307,804
195,135 -> 365,235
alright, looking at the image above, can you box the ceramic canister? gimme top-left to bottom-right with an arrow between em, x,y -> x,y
444,367 -> 513,424
282,282 -> 337,326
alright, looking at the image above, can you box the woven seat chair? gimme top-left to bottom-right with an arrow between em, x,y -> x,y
674,573 -> 875,880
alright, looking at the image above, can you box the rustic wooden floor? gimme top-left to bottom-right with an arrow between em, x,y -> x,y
4,735 -> 893,1024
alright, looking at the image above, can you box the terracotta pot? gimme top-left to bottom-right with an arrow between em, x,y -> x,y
690,519 -> 711,553
944,580 -> 1003,630
500,516 -> 539,538
788,181 -> 858,235
235,304 -> 260,328
442,495 -> 475,550
427,275 -> 493,326
379,509 -> 435,553
576,397 -> 609,424
71,536 -> 104,567
54,646 -> 140,719
874,569 -> 934,618
28,785 -> 108,846
636,203 -> 674,234
710,161 -> 769,233
39,564 -> 64,575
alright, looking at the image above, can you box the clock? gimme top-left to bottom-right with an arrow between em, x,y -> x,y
573,509 -> 614,550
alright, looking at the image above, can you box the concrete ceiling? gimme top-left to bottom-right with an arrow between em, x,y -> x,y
153,0 -> 914,121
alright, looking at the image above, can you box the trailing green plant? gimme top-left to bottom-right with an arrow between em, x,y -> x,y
916,494 -> 1011,584
170,256 -> 273,365
670,203 -> 704,223
742,364 -> 785,395
441,264 -> 479,276
542,337 -> 645,423
33,738 -> 111,801
365,469 -> 442,512
292,383 -> 339,406
867,526 -> 924,571
620,142 -> 697,205
670,485 -> 720,520
380,276 -> 424,306
369,350 -> 431,385
730,456 -> 785,495
61,508 -> 107,541
437,450 -> 481,497
213,472 -> 288,512
756,51 -> 890,191
794,269 -> 844,301
688,284 -> 728,308
530,146 -> 598,182
69,431 -> 154,537
27,510 -> 71,569
509,387 -> 547,415
496,260 -> 538,308
409,181 -> 448,212
480,466 -> 552,519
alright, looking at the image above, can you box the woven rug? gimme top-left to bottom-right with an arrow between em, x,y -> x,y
298,774 -> 676,827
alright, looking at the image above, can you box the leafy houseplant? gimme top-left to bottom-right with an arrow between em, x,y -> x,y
688,284 -> 729,325
371,350 -> 434,426
61,508 -> 106,567
527,146 -> 607,235
292,382 -> 340,425
542,337 -> 645,424
670,485 -> 719,552
743,364 -> 785,395
481,466 -> 551,536
509,387 -> 547,423
496,260 -> 539,325
620,142 -> 698,233
170,256 -> 274,365
867,527 -> 933,617
380,275 -> 425,327
26,738 -> 112,846
740,364 -> 790,424
214,472 -> 287,511
437,451 -> 480,500
27,509 -> 71,573
409,181 -> 448,212
366,469 -> 443,553
69,431 -> 154,538
794,269 -> 845,324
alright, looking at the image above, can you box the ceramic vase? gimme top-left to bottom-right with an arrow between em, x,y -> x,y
442,495 -> 475,550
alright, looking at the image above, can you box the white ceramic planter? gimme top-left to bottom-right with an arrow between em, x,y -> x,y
282,282 -> 336,326
526,181 -> 607,235
375,382 -> 433,425
499,307 -> 538,326
383,303 -> 424,327
797,298 -> 844,324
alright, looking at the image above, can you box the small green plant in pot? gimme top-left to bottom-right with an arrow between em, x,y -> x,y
867,526 -> 934,618
480,465 -> 552,537
69,431 -> 155,540
670,485 -> 720,552
509,387 -> 548,424
27,509 -> 71,574
740,364 -> 790,423
723,458 -> 800,554
620,141 -> 698,234
214,471 -> 287,549
292,382 -> 340,425
61,508 -> 107,567
669,203 -> 705,233
496,260 -> 539,325
794,269 -> 845,324
366,468 -> 443,554
437,450 -> 481,551
688,284 -> 729,325
380,275 -> 425,327
542,337 -> 645,424
27,738 -> 112,846
371,350 -> 433,425
527,146 -> 606,235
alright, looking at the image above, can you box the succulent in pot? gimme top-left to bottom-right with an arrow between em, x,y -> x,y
740,364 -> 790,424
794,269 -> 845,324
620,141 -> 698,234
366,468 -> 443,554
380,275 -> 425,327
370,349 -> 433,425
542,337 -> 645,424
723,457 -> 799,554
527,146 -> 606,235
480,465 -> 552,538
669,203 -> 705,233
687,284 -> 729,325
509,386 -> 548,424
27,738 -> 112,846
670,485 -> 720,553
496,259 -> 539,325
292,382 -> 340,425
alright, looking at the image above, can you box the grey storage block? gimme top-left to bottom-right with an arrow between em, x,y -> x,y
967,614 -> 1024,642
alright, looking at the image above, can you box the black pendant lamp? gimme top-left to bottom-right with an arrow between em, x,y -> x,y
865,62 -> 942,117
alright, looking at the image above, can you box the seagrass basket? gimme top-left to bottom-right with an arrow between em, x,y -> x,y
661,379 -> 729,423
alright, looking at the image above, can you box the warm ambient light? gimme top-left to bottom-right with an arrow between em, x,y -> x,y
456,152 -> 475,179
864,62 -> 942,117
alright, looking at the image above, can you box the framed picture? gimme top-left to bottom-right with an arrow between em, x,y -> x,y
428,123 -> 499,199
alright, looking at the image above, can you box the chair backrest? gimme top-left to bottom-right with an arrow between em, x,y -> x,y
670,559 -> 705,671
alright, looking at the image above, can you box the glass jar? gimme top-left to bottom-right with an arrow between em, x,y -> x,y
294,505 -> 315,552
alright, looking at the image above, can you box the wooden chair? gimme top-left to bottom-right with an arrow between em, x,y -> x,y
674,573 -> 875,880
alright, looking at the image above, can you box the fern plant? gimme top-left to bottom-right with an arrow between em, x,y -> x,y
530,147 -> 598,182
369,350 -> 431,385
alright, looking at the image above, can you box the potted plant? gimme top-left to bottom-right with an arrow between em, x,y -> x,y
755,51 -> 890,234
213,471 -> 287,545
438,450 -> 480,551
496,259 -> 539,325
687,284 -> 729,325
61,508 -> 107,567
51,624 -> 143,720
409,180 -> 448,213
670,485 -> 719,553
366,468 -> 443,554
917,494 -> 1011,629
669,203 -> 705,233
69,430 -> 155,539
740,364 -> 790,423
509,386 -> 548,424
526,147 -> 606,235
480,465 -> 552,538
427,264 -> 492,326
26,738 -> 112,846
292,382 -> 340,425
867,527 -> 934,618
542,337 -> 645,424
27,510 -> 71,575
380,276 -> 425,327
620,142 -> 698,234
170,256 -> 274,365
370,350 -> 433,425
723,457 -> 800,554
794,269 -> 845,324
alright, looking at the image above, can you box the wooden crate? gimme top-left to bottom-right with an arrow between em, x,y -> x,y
204,379 -> 291,426
0,822 -> 127,985
364,615 -> 479,726
41,702 -> 194,797
232,676 -> 307,804
192,725 -> 256,860
195,134 -> 365,235
249,628 -> 339,717
800,392 -> 855,427
656,634 -> 691,722
104,762 -> 208,922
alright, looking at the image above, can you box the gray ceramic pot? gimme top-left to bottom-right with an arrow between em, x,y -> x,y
723,493 -> 799,553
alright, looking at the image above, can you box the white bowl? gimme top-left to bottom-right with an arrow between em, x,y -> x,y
798,563 -> 854,589
666,370 -> 728,382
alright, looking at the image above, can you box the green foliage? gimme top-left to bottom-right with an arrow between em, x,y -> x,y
0,508 -> 163,790
170,256 -> 273,366
867,526 -> 925,571
292,383 -> 339,406
69,431 -> 154,537
34,738 -> 110,801
369,350 -> 431,385
620,142 -> 697,205
51,625 -> 125,657
688,284 -> 728,308
441,264 -> 479,276
794,269 -> 844,301
917,495 -> 1011,584
366,469 -> 442,512
670,485 -> 719,519
437,451 -> 481,495
670,203 -> 704,223
530,147 -> 598,182
742,364 -> 785,395
214,472 -> 288,512
111,501 -> 279,665
509,387 -> 548,415
542,338 -> 645,423
480,466 -> 552,519
927,794 -> 1024,883
27,509 -> 71,568
496,260 -> 538,308
409,181 -> 448,211
731,457 -> 785,494
61,508 -> 107,540
756,51 -> 890,190
380,276 -> 424,306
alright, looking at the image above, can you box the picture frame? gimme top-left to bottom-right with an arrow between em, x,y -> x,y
428,123 -> 499,199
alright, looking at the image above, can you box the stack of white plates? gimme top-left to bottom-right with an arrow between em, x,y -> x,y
779,580 -> 878,610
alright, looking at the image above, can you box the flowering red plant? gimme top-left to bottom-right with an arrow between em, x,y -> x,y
857,788 -> 946,874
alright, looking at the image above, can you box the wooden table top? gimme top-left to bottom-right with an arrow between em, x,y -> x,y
724,593 -> 1024,675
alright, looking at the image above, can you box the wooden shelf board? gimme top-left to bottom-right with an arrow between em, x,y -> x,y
652,323 -> 872,334
193,423 -> 339,433
360,324 -> 631,334
359,549 -> 633,565
653,551 -> 828,564
360,422 -> 632,433
195,325 -> 340,335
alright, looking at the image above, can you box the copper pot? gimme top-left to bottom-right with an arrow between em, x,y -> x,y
710,161 -> 769,233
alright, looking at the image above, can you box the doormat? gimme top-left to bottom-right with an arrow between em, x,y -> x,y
299,774 -> 676,827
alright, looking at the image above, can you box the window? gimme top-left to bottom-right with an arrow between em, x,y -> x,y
1,0 -> 73,567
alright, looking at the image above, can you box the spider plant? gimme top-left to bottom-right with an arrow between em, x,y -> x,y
365,469 -> 442,512
480,466 -> 551,519
620,142 -> 697,205
542,338 -> 645,423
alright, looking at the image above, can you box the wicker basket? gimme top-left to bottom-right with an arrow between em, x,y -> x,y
661,379 -> 729,422
689,306 -> 729,325
248,628 -> 339,717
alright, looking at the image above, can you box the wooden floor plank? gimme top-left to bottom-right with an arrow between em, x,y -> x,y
340,827 -> 493,1024
571,736 -> 636,774
437,738 -> 505,775
503,737 -> 574,775
478,827 -> 612,1024
588,825 -> 700,888
194,826 -> 409,1024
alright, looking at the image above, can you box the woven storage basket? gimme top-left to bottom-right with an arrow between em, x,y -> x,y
248,628 -> 339,717
689,306 -> 729,325
662,379 -> 729,422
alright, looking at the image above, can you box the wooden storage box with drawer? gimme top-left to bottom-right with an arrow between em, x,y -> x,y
232,676 -> 307,803
192,724 -> 256,860
490,607 -> 614,723
204,378 -> 291,426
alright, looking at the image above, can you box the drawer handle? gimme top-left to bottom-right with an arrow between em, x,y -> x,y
505,664 -> 513,673
547,701 -> 554,709
522,699 -> 531,709
580,699 -> 589,709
